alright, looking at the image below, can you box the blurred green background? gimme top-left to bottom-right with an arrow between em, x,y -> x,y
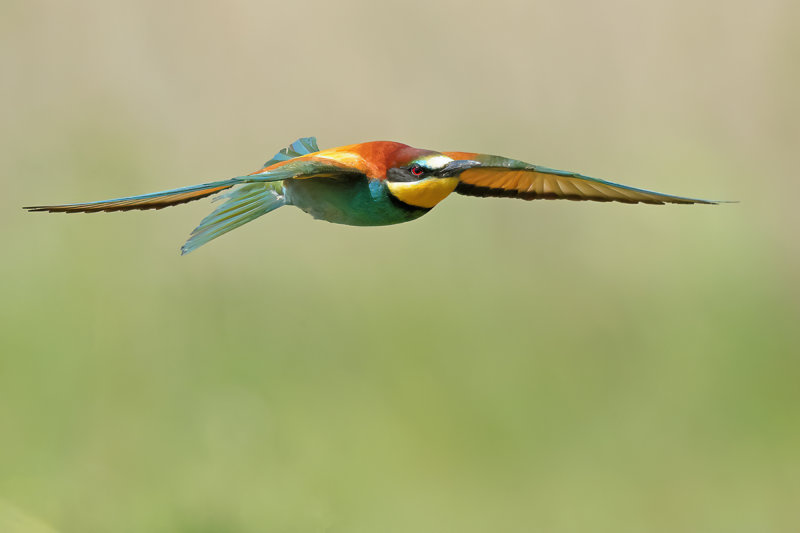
2,0 -> 799,532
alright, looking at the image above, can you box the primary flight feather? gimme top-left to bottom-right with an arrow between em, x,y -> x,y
25,137 -> 722,254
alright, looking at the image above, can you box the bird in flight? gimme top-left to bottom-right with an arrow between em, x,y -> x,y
25,137 -> 721,254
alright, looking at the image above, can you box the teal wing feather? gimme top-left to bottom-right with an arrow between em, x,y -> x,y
181,182 -> 285,255
262,136 -> 320,167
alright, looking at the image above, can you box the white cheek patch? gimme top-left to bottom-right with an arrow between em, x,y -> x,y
422,155 -> 453,170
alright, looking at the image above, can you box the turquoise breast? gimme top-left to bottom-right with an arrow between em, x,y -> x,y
283,176 -> 429,226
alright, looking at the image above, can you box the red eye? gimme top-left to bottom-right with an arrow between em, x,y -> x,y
410,165 -> 424,176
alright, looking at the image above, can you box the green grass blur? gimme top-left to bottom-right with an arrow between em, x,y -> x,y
2,0 -> 799,531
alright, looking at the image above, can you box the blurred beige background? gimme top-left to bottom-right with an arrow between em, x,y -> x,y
1,0 -> 799,532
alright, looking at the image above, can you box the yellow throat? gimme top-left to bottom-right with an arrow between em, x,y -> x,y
386,177 -> 460,209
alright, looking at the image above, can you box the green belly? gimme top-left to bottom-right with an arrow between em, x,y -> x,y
283,176 -> 429,226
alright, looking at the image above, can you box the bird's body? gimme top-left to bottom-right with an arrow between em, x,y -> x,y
25,137 -> 722,254
284,174 -> 428,226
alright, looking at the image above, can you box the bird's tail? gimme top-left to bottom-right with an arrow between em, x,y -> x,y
23,180 -> 237,213
180,181 -> 286,255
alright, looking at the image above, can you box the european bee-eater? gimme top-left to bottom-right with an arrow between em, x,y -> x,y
25,137 -> 721,254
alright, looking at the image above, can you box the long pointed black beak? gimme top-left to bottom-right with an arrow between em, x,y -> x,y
439,159 -> 482,177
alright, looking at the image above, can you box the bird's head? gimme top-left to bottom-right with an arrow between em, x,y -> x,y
385,152 -> 480,209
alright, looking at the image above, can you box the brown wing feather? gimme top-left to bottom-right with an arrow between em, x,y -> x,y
455,168 -> 716,205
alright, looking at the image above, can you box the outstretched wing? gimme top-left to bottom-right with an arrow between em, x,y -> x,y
443,152 -> 719,205
23,137 -> 362,214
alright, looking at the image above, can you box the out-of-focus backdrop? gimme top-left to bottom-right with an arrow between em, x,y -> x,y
2,0 -> 798,532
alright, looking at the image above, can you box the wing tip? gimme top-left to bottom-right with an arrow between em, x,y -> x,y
23,205 -> 79,213
661,197 -> 736,206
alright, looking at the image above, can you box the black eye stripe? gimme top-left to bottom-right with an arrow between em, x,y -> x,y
386,164 -> 433,182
